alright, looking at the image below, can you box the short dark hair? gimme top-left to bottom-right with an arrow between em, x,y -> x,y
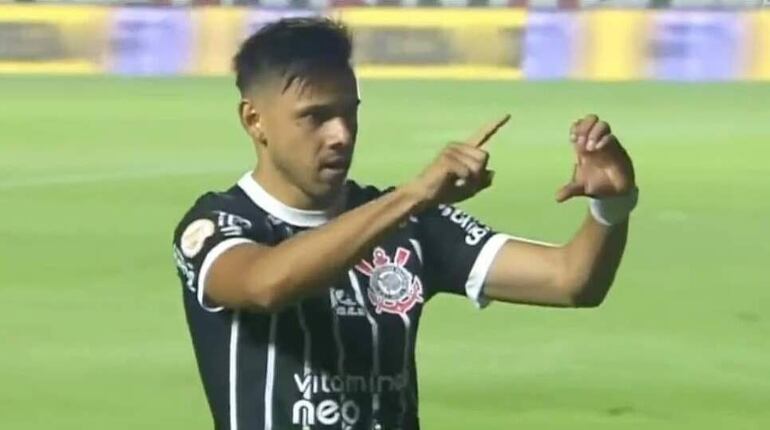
233,17 -> 353,95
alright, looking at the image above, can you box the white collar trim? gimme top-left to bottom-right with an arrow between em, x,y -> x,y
237,172 -> 343,227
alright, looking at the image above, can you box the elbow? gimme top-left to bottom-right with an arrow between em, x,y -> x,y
570,289 -> 606,308
558,272 -> 610,308
567,280 -> 612,308
556,259 -> 613,308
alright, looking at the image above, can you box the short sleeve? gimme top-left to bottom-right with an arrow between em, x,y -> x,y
172,196 -> 268,312
416,204 -> 509,308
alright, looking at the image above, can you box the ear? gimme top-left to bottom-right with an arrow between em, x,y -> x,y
238,98 -> 266,145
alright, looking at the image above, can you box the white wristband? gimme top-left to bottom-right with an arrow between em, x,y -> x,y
589,188 -> 639,226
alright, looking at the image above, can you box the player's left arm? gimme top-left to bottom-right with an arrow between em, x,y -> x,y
484,114 -> 637,308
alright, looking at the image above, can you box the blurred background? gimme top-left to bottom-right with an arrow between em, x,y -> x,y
0,0 -> 769,79
2,1 -> 769,430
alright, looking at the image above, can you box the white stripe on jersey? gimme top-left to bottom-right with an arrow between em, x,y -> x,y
296,304 -> 312,430
296,304 -> 312,397
348,270 -> 381,419
404,235 -> 422,423
329,288 -> 348,422
263,315 -> 278,430
398,312 -> 412,427
408,239 -> 423,263
229,311 -> 241,430
329,291 -> 347,378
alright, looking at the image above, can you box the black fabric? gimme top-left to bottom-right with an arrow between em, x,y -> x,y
172,181 -> 497,430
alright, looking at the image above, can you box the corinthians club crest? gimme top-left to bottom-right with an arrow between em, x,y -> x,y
355,247 -> 423,316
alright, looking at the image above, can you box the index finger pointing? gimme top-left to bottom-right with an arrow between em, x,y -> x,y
468,114 -> 511,148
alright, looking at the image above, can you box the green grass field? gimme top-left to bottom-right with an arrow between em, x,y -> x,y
2,77 -> 769,429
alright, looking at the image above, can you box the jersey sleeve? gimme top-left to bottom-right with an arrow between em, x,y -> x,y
415,204 -> 509,308
172,194 -> 270,312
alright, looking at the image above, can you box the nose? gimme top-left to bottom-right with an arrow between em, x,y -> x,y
324,116 -> 355,149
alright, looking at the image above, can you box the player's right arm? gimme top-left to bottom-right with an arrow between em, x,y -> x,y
204,115 -> 510,312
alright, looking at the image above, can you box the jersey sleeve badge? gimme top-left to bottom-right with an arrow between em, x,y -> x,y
180,218 -> 216,258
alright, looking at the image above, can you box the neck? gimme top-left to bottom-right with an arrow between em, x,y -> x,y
253,163 -> 339,211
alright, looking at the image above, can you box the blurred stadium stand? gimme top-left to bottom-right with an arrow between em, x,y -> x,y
0,0 -> 767,79
1,0 -> 767,7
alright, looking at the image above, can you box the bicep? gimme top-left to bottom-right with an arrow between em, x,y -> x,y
483,237 -> 574,307
205,241 -> 271,310
173,206 -> 271,312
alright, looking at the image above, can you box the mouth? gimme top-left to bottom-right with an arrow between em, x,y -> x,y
320,157 -> 351,173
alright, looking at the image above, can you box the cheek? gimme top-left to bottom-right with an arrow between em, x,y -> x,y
272,123 -> 322,170
267,119 -> 303,151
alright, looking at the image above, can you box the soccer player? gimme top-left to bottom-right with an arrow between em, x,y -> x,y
173,17 -> 637,430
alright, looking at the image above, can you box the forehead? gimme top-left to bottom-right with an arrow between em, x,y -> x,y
271,68 -> 359,109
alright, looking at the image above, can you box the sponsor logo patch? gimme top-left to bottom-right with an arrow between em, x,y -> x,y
292,398 -> 359,429
330,288 -> 366,317
214,211 -> 252,237
291,372 -> 406,428
438,204 -> 491,246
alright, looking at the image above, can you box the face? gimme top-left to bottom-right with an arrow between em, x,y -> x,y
241,67 -> 359,206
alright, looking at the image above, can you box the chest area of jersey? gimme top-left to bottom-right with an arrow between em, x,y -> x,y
331,237 -> 425,320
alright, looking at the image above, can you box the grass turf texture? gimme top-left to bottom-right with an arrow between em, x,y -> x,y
1,77 -> 769,429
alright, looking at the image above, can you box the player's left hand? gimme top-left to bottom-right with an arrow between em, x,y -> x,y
555,114 -> 636,202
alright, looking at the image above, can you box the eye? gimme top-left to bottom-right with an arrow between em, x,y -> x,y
304,110 -> 330,126
309,112 -> 327,124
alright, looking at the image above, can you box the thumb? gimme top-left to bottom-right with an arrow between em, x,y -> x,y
555,181 -> 585,203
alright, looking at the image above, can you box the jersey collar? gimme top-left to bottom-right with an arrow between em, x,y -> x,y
237,172 -> 345,228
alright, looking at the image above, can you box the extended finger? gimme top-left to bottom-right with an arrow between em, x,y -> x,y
586,121 -> 611,151
468,114 -> 511,148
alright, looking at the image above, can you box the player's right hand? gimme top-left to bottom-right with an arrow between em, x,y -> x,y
406,114 -> 510,207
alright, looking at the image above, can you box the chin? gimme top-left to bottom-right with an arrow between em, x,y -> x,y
313,171 -> 348,198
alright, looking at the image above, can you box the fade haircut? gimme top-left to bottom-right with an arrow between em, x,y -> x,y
233,17 -> 353,95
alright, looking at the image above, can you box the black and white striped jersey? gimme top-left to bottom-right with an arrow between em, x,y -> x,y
172,172 -> 509,430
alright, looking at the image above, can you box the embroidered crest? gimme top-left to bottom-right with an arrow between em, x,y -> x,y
355,247 -> 423,315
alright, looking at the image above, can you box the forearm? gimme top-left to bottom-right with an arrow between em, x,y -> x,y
238,186 -> 425,310
561,214 -> 629,307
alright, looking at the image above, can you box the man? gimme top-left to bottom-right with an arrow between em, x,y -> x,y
172,17 -> 637,430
